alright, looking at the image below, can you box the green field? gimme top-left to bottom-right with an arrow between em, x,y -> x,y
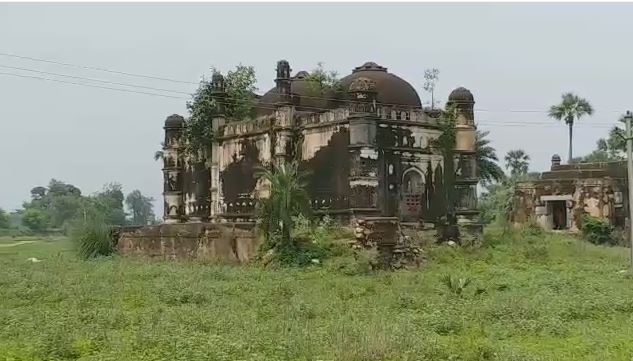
2,229 -> 633,361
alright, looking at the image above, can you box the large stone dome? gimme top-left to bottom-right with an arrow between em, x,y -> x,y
255,61 -> 421,116
339,62 -> 421,108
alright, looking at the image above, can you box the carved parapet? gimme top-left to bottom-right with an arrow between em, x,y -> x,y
297,108 -> 350,128
220,117 -> 273,138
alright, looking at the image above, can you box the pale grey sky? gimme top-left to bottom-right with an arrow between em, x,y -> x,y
1,3 -> 632,213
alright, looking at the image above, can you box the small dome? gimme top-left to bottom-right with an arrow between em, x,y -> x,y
448,87 -> 474,103
552,154 -> 561,162
294,71 -> 310,79
164,114 -> 185,128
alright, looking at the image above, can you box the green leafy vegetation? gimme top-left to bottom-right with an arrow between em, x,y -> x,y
125,190 -> 156,225
69,217 -> 114,259
504,149 -> 530,177
184,65 -> 258,156
256,162 -> 316,266
476,129 -> 505,186
581,215 -> 619,246
304,62 -> 343,96
2,228 -> 633,360
13,178 -> 154,234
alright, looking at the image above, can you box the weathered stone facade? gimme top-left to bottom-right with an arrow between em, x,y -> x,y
513,155 -> 629,231
162,60 -> 480,231
132,60 -> 483,261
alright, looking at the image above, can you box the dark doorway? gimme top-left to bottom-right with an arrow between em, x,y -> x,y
551,201 -> 567,230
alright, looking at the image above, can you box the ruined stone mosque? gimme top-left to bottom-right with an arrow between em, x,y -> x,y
160,60 -> 480,235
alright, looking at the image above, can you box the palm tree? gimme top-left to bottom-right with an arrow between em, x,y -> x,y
475,129 -> 505,185
255,162 -> 311,251
504,149 -> 530,177
153,142 -> 165,161
548,92 -> 594,163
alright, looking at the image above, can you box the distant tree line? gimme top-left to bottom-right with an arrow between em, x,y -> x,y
0,179 -> 156,235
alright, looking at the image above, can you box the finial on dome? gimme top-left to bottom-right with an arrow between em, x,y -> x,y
352,61 -> 387,73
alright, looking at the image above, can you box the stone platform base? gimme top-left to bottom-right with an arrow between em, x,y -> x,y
116,222 -> 261,263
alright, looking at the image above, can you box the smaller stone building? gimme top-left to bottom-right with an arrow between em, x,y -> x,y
513,155 -> 628,231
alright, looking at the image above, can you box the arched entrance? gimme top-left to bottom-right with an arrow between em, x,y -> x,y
400,167 -> 425,222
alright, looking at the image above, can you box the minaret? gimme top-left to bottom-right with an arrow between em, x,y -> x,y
275,60 -> 292,105
209,71 -> 226,219
448,87 -> 482,242
273,60 -> 294,165
347,75 -> 382,218
162,114 -> 185,223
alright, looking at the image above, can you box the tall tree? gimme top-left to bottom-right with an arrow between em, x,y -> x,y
125,190 -> 155,225
504,149 -> 530,177
94,183 -> 126,226
548,92 -> 594,162
23,179 -> 83,228
475,129 -> 505,185
423,68 -> 440,109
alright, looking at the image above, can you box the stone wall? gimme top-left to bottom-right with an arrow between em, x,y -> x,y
117,223 -> 261,263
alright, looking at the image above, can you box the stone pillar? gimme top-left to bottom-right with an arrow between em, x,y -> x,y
162,114 -> 185,223
209,72 -> 226,220
448,87 -> 482,242
347,77 -> 381,219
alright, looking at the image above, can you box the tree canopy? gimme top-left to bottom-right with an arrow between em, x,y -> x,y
125,190 -> 156,226
475,129 -> 504,185
185,65 -> 258,156
504,149 -> 530,177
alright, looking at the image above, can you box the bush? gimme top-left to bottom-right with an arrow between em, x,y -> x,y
69,218 -> 115,259
441,274 -> 472,296
581,215 -> 615,245
262,215 -> 353,267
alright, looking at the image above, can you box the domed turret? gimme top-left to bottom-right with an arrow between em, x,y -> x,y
448,87 -> 474,104
551,154 -> 562,168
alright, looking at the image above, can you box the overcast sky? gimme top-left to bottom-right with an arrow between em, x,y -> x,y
2,3 -> 632,213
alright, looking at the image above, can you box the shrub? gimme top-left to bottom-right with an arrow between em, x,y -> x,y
581,215 -> 615,245
441,274 -> 472,296
521,219 -> 543,238
69,217 -> 115,259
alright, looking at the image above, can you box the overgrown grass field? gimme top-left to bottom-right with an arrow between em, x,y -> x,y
2,229 -> 633,361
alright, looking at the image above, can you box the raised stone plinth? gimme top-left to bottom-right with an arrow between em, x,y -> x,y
116,222 -> 261,263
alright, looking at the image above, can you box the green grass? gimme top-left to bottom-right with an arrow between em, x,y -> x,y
1,230 -> 633,361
